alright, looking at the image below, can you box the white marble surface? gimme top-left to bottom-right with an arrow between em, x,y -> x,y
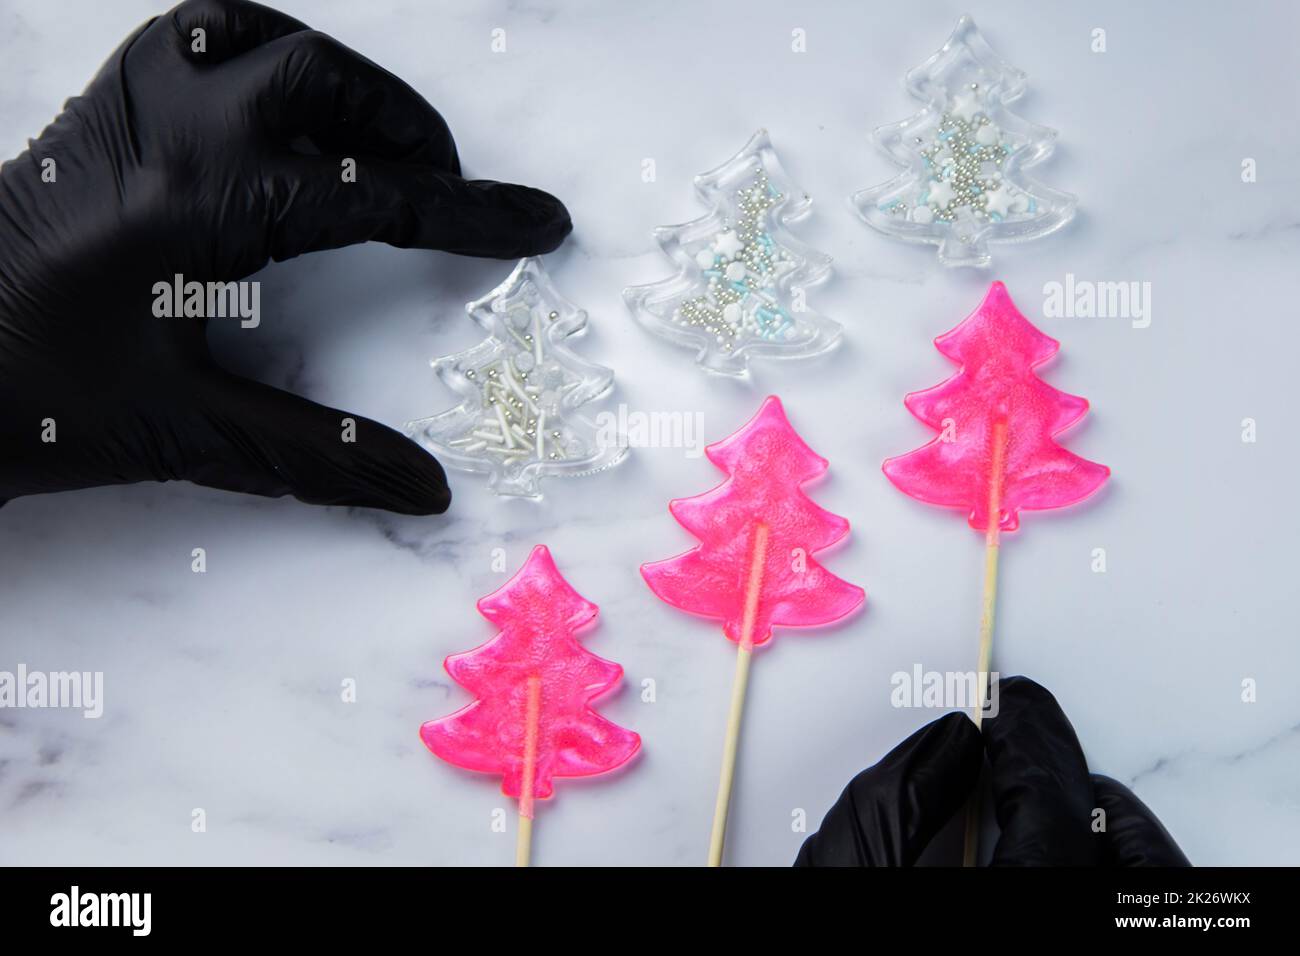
2,0 -> 1298,866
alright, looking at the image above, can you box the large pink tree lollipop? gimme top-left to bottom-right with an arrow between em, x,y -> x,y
421,545 -> 640,866
642,396 -> 865,865
883,280 -> 1108,862
884,281 -> 1109,532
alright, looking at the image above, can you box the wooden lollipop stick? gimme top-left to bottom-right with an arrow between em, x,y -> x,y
516,814 -> 533,868
707,521 -> 769,867
963,421 -> 1007,867
516,674 -> 542,867
973,528 -> 1002,729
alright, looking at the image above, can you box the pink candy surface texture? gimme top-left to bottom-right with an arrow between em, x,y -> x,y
420,546 -> 640,813
883,281 -> 1109,532
642,396 -> 865,647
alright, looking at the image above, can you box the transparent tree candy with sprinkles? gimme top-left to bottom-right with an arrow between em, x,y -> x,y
421,545 -> 640,866
624,130 -> 841,376
407,258 -> 626,497
852,15 -> 1076,268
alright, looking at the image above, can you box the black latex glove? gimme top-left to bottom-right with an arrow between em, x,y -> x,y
795,677 -> 1190,866
0,0 -> 572,514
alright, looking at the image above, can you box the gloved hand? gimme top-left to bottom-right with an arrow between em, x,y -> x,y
794,677 -> 1190,866
0,0 -> 572,514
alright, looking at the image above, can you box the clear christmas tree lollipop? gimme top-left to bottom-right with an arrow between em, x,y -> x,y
624,129 -> 841,376
421,545 -> 640,866
407,258 -> 626,497
642,396 -> 865,865
852,15 -> 1077,268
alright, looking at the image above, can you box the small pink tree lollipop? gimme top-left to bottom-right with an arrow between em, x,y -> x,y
642,396 -> 865,865
421,545 -> 640,866
883,281 -> 1108,863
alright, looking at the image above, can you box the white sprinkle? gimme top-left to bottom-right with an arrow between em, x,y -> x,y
507,326 -> 532,350
502,360 -> 537,411
495,402 -> 514,448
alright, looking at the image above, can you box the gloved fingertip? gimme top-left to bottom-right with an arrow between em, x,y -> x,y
169,0 -> 309,64
437,177 -> 573,259
484,181 -> 573,256
904,710 -> 985,813
1092,774 -> 1191,867
528,205 -> 573,255
352,434 -> 452,515
186,370 -> 454,516
984,675 -> 1059,730
795,710 -> 984,867
928,710 -> 985,763
994,673 -> 1052,701
983,675 -> 1099,866
395,470 -> 452,516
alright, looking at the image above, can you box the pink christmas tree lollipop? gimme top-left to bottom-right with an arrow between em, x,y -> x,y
421,545 -> 640,866
883,281 -> 1109,532
883,281 -> 1108,863
642,396 -> 865,865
